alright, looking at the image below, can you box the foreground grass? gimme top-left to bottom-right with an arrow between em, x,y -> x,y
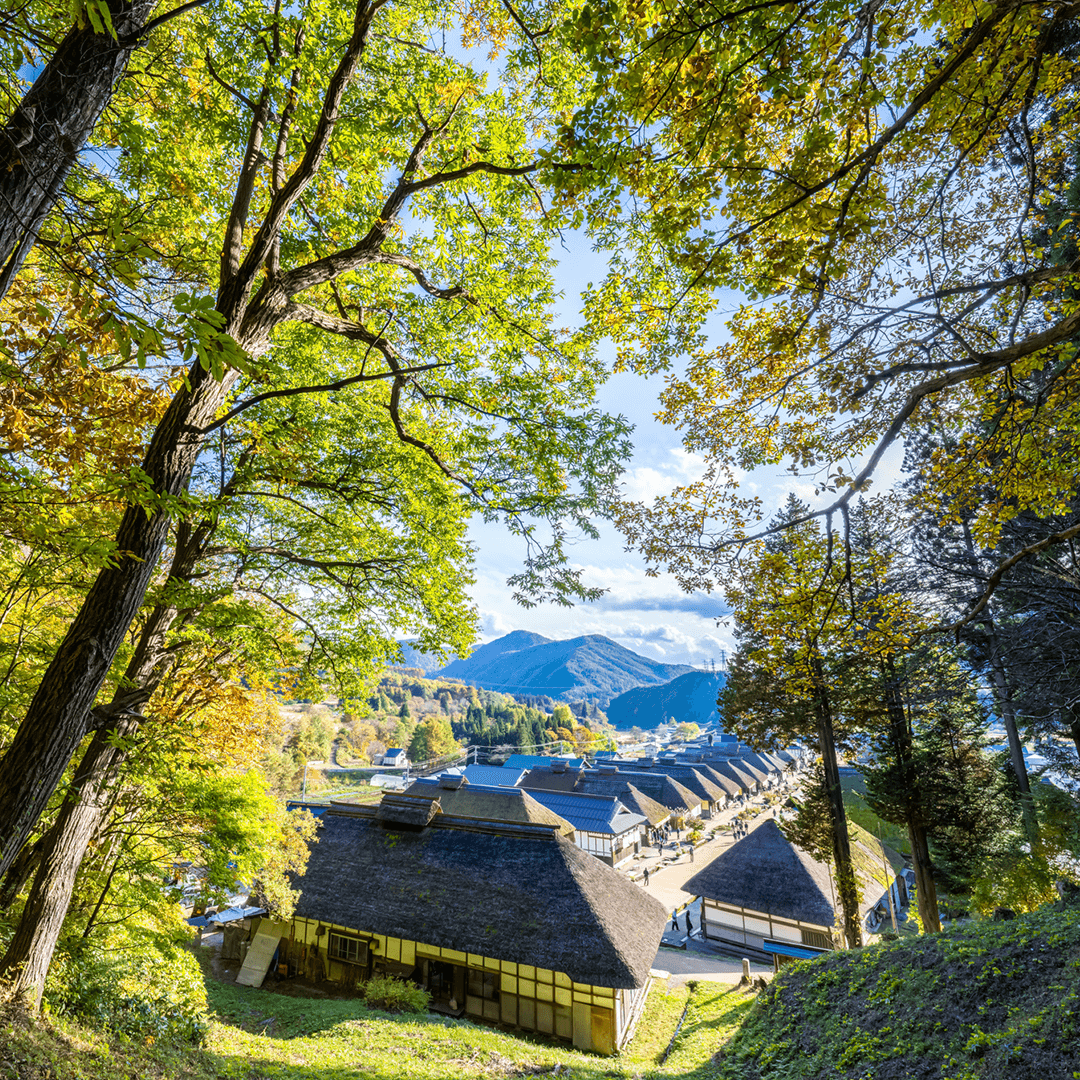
714,905 -> 1080,1080
1,972 -> 754,1080
10,905 -> 1073,1080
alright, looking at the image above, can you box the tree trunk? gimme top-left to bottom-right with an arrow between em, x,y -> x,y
906,818 -> 941,933
882,663 -> 941,932
0,521 -> 215,1008
0,722 -> 135,1009
0,0 -> 157,299
0,362 -> 239,881
0,832 -> 47,911
813,660 -> 862,948
984,631 -> 1039,845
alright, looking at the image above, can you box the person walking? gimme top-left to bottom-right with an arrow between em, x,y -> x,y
690,844 -> 695,863
643,867 -> 650,886
671,913 -> 678,932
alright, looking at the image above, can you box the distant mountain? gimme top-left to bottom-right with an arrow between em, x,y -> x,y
605,670 -> 727,731
437,632 -> 694,704
391,640 -> 453,675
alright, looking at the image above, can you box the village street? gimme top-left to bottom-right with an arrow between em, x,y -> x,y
635,795 -> 784,986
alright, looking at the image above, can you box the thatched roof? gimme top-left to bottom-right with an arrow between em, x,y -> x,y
520,766 -> 582,792
684,820 -> 898,927
739,751 -> 782,776
402,780 -> 575,837
635,764 -> 729,806
599,769 -> 702,814
577,778 -> 673,827
707,759 -> 761,792
295,807 -> 667,987
674,762 -> 743,800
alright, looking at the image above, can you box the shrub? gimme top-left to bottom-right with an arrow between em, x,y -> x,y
362,975 -> 430,1014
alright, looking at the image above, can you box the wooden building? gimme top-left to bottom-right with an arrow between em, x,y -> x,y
683,820 -> 904,966
285,801 -> 667,1053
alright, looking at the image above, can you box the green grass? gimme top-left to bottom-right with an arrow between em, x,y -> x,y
2,969 -> 755,1080
10,906 -> 1076,1080
712,905 -> 1080,1080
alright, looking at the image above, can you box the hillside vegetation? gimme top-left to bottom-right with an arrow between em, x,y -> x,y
715,905 -> 1080,1080
5,908 -> 1079,1080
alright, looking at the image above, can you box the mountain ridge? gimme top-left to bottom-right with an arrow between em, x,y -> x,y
606,670 -> 726,730
436,632 -> 695,704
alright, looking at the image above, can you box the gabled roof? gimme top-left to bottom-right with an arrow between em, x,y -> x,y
684,820 -> 898,927
631,763 -> 729,806
524,789 -> 646,836
739,751 -> 782,776
707,759 -> 761,792
295,808 -> 667,988
679,763 -> 742,800
520,765 -> 582,792
577,778 -> 673,827
595,769 -> 702,814
400,781 -> 575,837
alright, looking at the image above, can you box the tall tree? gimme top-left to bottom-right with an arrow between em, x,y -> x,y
569,0 -> 1080,630
0,0 -> 630,879
0,0 -> 213,299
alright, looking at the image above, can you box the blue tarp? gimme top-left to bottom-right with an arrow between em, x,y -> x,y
761,938 -> 830,959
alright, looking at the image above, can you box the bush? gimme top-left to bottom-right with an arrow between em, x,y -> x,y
44,918 -> 209,1044
362,975 -> 430,1014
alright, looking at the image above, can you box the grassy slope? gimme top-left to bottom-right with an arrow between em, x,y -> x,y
5,907 -> 1077,1080
1,974 -> 753,1080
715,906 -> 1080,1080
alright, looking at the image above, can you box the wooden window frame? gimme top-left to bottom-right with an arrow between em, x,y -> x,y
328,932 -> 369,966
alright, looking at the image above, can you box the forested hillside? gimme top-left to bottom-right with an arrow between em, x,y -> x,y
606,671 -> 726,731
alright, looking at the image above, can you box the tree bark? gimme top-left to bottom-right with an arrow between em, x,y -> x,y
813,660 -> 862,948
0,516 -> 217,1008
0,832 -> 47,912
882,663 -> 941,932
0,362 -> 238,881
0,0 -> 157,299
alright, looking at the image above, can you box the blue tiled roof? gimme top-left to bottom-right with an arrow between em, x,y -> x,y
526,789 -> 645,835
463,765 -> 527,787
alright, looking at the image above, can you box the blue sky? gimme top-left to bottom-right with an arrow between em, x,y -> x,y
469,229 -> 747,667
466,225 -> 905,666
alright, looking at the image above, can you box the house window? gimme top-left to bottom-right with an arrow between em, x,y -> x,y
468,968 -> 498,1000
801,928 -> 831,950
329,933 -> 369,965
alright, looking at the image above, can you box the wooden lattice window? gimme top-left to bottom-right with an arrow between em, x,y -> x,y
328,933 -> 369,965
801,928 -> 831,949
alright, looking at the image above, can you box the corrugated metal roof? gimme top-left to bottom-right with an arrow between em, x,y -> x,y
526,789 -> 645,835
462,764 -> 527,787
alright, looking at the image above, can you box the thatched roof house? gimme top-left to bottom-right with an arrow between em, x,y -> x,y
683,820 -> 904,963
287,803 -> 667,1053
589,767 -> 703,819
706,758 -> 762,794
576,778 -> 673,828
401,779 -> 575,837
523,764 -> 701,821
